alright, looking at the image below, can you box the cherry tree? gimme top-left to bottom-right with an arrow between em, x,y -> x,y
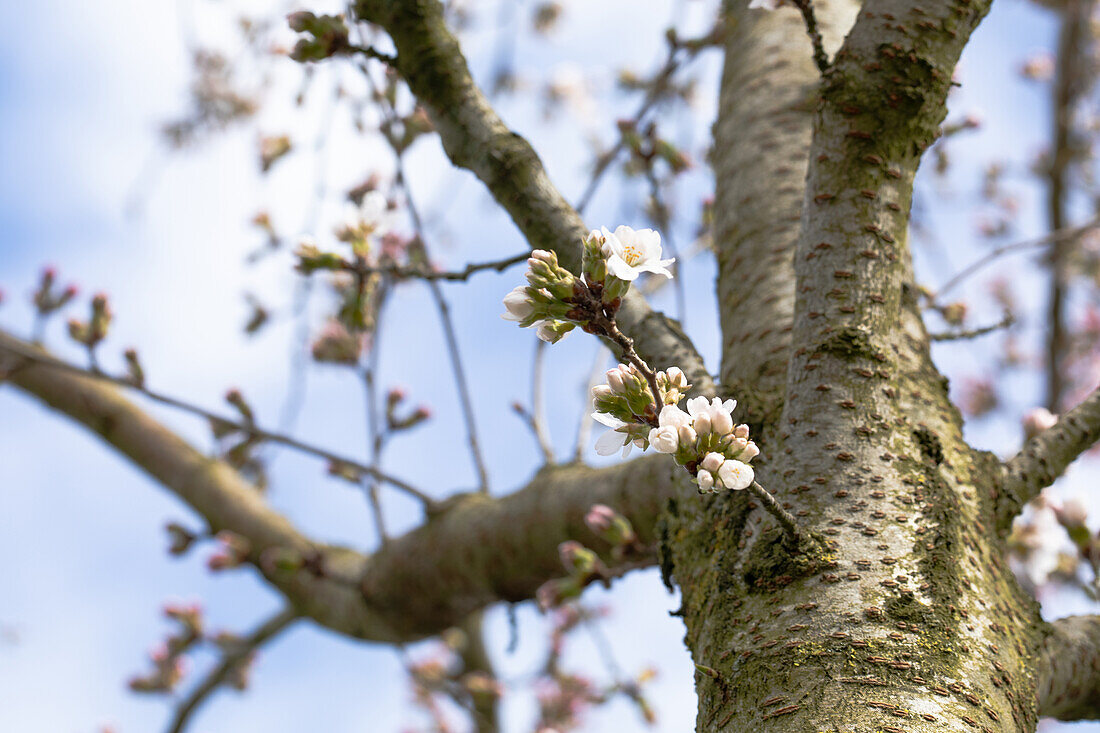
4,0 -> 1100,731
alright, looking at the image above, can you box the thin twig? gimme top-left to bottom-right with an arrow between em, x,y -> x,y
0,333 -> 435,506
789,0 -> 829,73
583,612 -> 627,684
398,162 -> 492,493
575,37 -> 695,215
349,44 -> 397,66
167,606 -> 298,733
357,48 -> 492,494
930,313 -> 1015,342
644,167 -> 686,322
361,283 -> 392,542
273,78 -> 342,453
529,338 -> 556,463
605,323 -> 664,416
340,251 -> 529,282
933,218 -> 1100,304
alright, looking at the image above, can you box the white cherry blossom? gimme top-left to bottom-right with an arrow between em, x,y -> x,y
648,405 -> 693,454
649,426 -> 679,453
593,413 -> 638,457
685,396 -> 737,434
700,452 -> 724,473
717,459 -> 754,491
599,225 -> 675,281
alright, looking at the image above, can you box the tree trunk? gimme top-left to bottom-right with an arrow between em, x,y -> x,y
3,1 -> 1091,730
664,0 -> 1046,730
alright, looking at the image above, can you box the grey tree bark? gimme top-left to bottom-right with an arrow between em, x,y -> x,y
4,0 -> 1100,730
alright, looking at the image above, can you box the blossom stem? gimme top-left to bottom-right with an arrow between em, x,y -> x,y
747,481 -> 816,549
605,323 -> 664,421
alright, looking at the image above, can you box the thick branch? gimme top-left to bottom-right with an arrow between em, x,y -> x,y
0,332 -> 683,641
353,0 -> 715,398
1038,615 -> 1100,720
0,331 -> 395,640
360,458 -> 685,640
1045,0 -> 1098,411
1002,383 -> 1100,507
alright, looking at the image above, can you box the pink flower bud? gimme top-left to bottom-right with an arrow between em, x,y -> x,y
734,424 -> 750,439
606,369 -> 625,394
700,452 -> 724,472
1057,498 -> 1088,527
741,441 -> 760,461
558,540 -> 585,568
585,504 -> 616,533
591,384 -> 613,401
1023,407 -> 1057,439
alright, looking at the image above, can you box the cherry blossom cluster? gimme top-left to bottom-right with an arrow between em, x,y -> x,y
650,397 -> 759,492
592,371 -> 758,492
591,364 -> 690,456
501,225 -> 674,343
501,249 -> 580,343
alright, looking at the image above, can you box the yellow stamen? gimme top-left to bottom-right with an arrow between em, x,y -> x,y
622,243 -> 643,266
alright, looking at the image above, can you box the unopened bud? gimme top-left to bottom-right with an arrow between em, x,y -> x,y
741,441 -> 760,461
584,504 -> 616,533
585,504 -> 636,547
591,384 -> 613,401
1023,407 -> 1057,439
711,410 -> 733,436
603,369 -> 625,394
700,452 -> 723,472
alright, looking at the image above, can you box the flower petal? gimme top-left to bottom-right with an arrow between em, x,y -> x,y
592,412 -> 625,428
605,255 -> 640,281
596,430 -> 626,456
685,396 -> 708,418
658,404 -> 692,429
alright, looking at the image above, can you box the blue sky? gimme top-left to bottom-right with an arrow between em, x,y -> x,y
0,0 -> 1095,731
